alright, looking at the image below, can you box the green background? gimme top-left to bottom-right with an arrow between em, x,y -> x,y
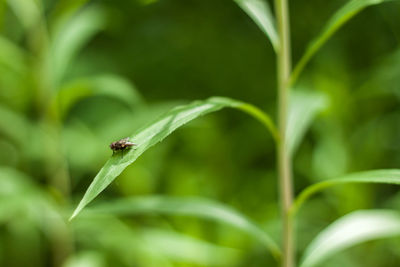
1,0 -> 400,266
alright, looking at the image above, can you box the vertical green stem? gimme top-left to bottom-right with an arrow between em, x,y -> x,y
274,0 -> 294,266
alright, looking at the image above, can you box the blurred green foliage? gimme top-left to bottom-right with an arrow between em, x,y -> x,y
1,0 -> 400,266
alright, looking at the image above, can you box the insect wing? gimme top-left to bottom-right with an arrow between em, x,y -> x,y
125,141 -> 136,147
121,137 -> 136,147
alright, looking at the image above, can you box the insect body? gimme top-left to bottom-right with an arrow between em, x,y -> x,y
110,137 -> 136,153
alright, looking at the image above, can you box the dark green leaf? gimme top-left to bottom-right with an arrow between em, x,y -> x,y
290,0 -> 395,85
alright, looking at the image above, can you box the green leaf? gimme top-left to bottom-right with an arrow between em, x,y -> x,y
62,251 -> 106,267
51,5 -> 107,85
70,97 -> 277,219
234,0 -> 278,51
87,196 -> 281,259
287,89 -> 328,156
291,169 -> 400,216
0,167 -> 32,222
52,74 -> 143,119
0,104 -> 31,146
73,215 -> 242,266
140,228 -> 243,266
300,210 -> 400,267
6,0 -> 41,30
0,167 -> 64,238
50,0 -> 90,28
0,37 -> 29,109
0,1 -> 6,28
0,35 -> 27,74
0,167 -> 33,194
290,0 -> 395,85
73,215 -> 174,266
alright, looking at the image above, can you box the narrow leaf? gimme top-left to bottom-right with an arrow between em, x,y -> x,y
72,215 -> 174,266
62,251 -> 106,267
141,228 -> 243,265
290,0 -> 394,85
234,0 -> 278,51
70,97 -> 276,220
51,5 -> 107,85
6,0 -> 40,30
52,74 -> 143,119
0,167 -> 65,238
73,215 -> 240,266
300,210 -> 400,267
50,0 -> 91,28
88,196 -> 281,259
287,89 -> 328,156
0,104 -> 31,146
0,35 -> 27,74
0,167 -> 33,194
291,169 -> 400,216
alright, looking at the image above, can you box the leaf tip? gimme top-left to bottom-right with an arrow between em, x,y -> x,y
69,203 -> 84,221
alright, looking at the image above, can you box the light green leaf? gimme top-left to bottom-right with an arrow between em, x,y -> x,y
291,169 -> 400,216
0,167 -> 65,238
73,216 -> 174,266
140,228 -> 243,266
51,5 -> 107,85
0,104 -> 31,146
0,167 -> 33,195
290,0 -> 395,85
287,89 -> 328,156
88,196 -> 281,259
300,210 -> 400,267
0,35 -> 27,74
70,97 -> 277,219
62,251 -> 106,267
52,74 -> 143,119
0,36 -> 29,107
73,215 -> 242,266
234,0 -> 278,51
6,0 -> 41,30
0,168 -> 31,222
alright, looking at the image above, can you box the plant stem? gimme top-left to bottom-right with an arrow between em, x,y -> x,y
274,0 -> 294,266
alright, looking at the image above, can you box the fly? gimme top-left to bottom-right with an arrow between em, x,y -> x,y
110,137 -> 137,154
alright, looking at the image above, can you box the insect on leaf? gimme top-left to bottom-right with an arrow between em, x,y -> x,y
70,97 -> 277,220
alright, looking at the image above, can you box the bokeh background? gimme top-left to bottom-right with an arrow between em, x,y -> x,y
1,0 -> 400,266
